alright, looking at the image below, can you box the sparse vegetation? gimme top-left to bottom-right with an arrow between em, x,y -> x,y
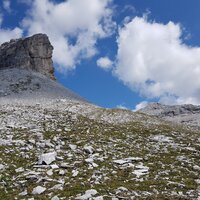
0,100 -> 199,199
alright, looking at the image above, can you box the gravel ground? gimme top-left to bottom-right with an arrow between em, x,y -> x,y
0,99 -> 199,199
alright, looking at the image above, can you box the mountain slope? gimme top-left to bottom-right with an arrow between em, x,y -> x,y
0,34 -> 199,199
0,33 -> 86,103
0,99 -> 199,199
0,68 -> 86,103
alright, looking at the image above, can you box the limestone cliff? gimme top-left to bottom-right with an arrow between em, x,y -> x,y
0,34 -> 55,80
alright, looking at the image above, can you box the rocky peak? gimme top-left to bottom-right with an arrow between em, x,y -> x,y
140,102 -> 200,117
0,33 -> 55,80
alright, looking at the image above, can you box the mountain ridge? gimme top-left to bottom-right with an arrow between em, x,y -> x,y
139,102 -> 200,127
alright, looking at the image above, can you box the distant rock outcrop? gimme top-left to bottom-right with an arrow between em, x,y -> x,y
140,103 -> 200,117
139,102 -> 200,126
0,34 -> 55,80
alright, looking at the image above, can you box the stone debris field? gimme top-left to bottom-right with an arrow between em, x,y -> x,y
0,99 -> 199,200
0,33 -> 199,200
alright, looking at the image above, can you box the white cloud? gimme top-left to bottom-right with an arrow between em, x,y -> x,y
0,15 -> 23,45
133,101 -> 148,111
0,28 -> 23,44
3,0 -> 11,13
97,56 -> 113,70
114,17 -> 200,105
22,0 -> 115,71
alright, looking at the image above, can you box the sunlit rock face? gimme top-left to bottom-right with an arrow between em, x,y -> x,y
0,33 -> 55,80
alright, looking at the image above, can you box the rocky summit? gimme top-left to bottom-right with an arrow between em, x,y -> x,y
0,34 -> 54,80
0,34 -> 200,200
0,34 -> 85,102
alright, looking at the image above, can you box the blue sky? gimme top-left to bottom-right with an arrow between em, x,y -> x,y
1,0 -> 200,109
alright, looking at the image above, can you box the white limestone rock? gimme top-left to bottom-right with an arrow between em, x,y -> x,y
0,164 -> 5,171
38,152 -> 57,165
69,144 -> 77,151
76,189 -> 98,200
113,157 -> 143,165
84,145 -> 94,154
32,186 -> 46,195
51,196 -> 60,200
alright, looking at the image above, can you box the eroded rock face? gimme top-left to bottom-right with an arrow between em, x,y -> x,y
139,102 -> 200,126
140,103 -> 200,117
0,33 -> 55,80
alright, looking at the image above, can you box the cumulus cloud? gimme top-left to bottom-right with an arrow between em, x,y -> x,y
3,0 -> 11,13
0,28 -> 23,44
97,56 -> 113,70
0,15 -> 23,44
22,0 -> 115,71
114,17 -> 200,105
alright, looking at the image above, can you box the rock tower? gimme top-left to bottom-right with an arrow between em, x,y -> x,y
0,34 -> 55,80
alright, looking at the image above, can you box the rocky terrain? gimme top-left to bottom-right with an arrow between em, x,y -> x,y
140,103 -> 200,128
0,68 -> 85,102
0,34 -> 199,200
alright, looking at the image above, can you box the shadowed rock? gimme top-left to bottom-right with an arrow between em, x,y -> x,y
0,33 -> 55,80
140,103 -> 200,117
0,34 -> 87,102
139,102 -> 200,126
